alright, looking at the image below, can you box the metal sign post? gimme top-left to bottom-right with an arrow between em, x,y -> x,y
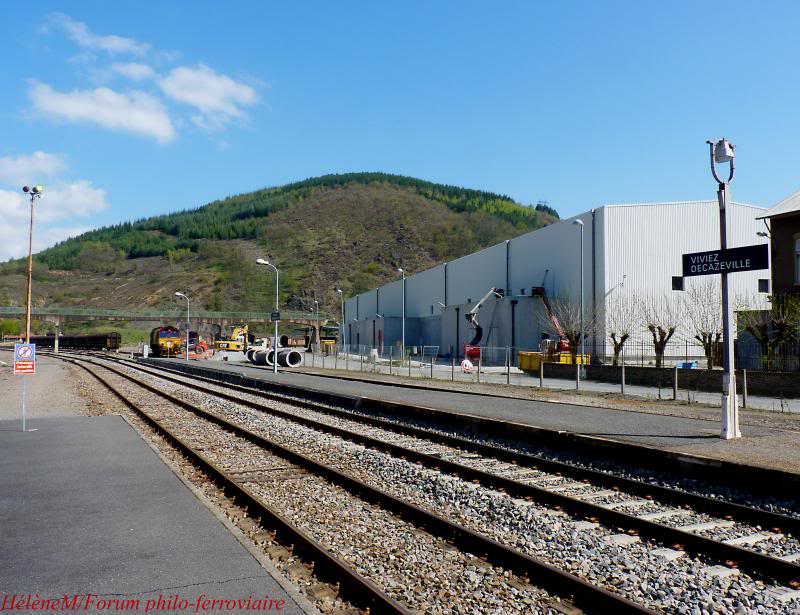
14,343 -> 36,432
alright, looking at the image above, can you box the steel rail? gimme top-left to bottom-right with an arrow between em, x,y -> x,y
83,353 -> 800,587
145,357 -> 800,534
58,356 -> 410,614
64,353 -> 655,615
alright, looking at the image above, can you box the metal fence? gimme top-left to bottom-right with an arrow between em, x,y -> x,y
309,338 -> 800,373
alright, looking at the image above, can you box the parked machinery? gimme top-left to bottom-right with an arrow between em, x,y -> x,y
463,287 -> 502,360
214,325 -> 253,353
531,286 -> 570,358
149,326 -> 182,357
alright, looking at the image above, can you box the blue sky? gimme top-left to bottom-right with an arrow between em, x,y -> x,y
1,2 -> 799,259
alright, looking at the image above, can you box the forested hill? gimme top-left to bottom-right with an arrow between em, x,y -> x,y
0,173 -> 559,313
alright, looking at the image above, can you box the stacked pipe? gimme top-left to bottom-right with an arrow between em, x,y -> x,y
247,348 -> 303,368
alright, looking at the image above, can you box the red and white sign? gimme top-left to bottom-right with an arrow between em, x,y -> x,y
460,359 -> 473,374
14,343 -> 36,375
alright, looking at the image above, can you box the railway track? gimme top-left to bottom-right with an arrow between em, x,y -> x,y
58,353 -> 650,615
55,352 -> 800,612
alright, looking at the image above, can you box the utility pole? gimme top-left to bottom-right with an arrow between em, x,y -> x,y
707,138 -> 741,439
22,185 -> 43,343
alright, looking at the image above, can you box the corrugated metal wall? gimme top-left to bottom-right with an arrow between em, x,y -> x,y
344,201 -> 769,352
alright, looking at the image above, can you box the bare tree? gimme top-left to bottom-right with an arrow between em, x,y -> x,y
605,293 -> 639,366
538,296 -> 596,364
641,294 -> 682,368
681,278 -> 722,370
738,293 -> 800,369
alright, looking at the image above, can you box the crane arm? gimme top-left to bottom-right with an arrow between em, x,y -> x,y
531,286 -> 567,341
464,287 -> 501,347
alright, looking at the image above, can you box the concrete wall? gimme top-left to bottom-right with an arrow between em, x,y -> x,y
406,264 -> 446,318
446,241 -> 509,306
541,363 -> 800,397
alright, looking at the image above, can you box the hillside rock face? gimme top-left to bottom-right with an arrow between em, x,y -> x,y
0,174 -> 558,314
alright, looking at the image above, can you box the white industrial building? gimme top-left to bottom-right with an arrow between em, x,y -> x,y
344,200 -> 769,361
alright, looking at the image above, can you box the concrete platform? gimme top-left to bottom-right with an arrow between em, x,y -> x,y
0,415 -> 309,614
161,359 -> 800,473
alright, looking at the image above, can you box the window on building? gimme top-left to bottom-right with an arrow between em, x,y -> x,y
794,239 -> 800,283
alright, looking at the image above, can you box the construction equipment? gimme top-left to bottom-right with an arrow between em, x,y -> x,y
464,287 -> 502,360
214,324 -> 252,353
531,286 -> 570,358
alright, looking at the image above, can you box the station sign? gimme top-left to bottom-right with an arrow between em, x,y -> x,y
14,343 -> 36,375
682,244 -> 768,278
271,311 -> 281,321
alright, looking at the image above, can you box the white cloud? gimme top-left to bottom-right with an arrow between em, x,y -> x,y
158,64 -> 258,129
0,152 -> 67,186
29,82 -> 176,144
111,62 -> 155,81
0,154 -> 108,260
50,13 -> 150,56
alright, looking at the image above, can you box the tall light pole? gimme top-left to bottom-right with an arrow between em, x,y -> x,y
256,258 -> 279,374
336,288 -> 345,352
708,138 -> 741,439
175,292 -> 190,363
397,268 -> 405,363
572,219 -> 585,389
314,300 -> 319,348
21,185 -> 43,343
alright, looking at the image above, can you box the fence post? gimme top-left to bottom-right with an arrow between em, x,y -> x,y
430,356 -> 434,379
312,347 -> 315,368
335,346 -> 338,370
685,340 -> 688,363
451,355 -> 455,381
539,359 -> 544,388
742,369 -> 748,408
477,348 -> 482,384
322,350 -> 326,370
408,348 -> 412,378
621,345 -> 625,395
673,365 -> 678,401
345,346 -> 349,371
360,346 -> 363,372
389,346 -> 393,376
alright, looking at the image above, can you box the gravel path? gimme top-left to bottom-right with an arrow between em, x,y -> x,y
108,358 -> 800,614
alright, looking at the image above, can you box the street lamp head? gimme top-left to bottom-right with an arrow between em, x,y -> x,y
397,268 -> 404,273
756,231 -> 769,238
712,138 -> 735,164
256,258 -> 270,266
22,186 -> 29,193
335,288 -> 343,294
572,219 -> 584,227
437,302 -> 446,308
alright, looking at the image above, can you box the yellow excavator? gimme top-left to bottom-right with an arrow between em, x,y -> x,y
214,325 -> 251,352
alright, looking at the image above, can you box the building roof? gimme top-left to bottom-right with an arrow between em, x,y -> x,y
757,190 -> 800,219
603,200 -> 763,211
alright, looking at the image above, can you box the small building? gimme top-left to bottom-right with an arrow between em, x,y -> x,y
758,191 -> 800,294
345,200 -> 770,360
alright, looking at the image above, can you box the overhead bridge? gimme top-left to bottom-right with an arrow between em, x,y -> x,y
0,306 -> 333,338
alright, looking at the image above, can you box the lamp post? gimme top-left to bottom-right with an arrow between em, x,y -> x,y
21,185 -> 43,343
314,300 -> 319,349
397,268 -> 405,363
256,258 -> 279,374
174,292 -> 190,363
707,138 -> 741,439
572,219 -> 585,390
336,288 -> 345,352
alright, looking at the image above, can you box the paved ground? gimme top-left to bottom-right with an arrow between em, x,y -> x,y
298,352 -> 800,413
172,358 -> 800,473
0,352 -> 309,614
0,349 -> 92,421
